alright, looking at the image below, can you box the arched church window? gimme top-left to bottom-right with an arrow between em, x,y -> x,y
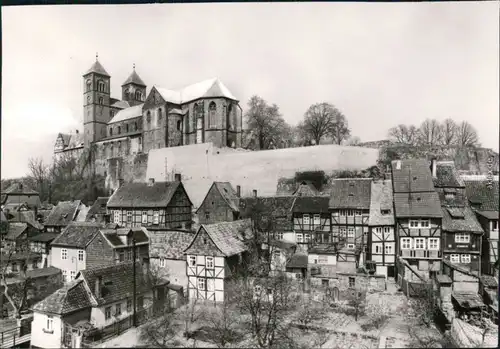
177,120 -> 181,131
134,122 -> 138,131
109,127 -> 113,136
98,80 -> 105,92
99,97 -> 104,105
193,103 -> 198,131
110,144 -> 114,157
158,108 -> 162,123
87,96 -> 91,104
147,111 -> 151,125
135,90 -> 142,101
118,141 -> 122,153
209,102 -> 216,128
86,80 -> 91,92
125,90 -> 130,100
111,110 -> 115,118
126,124 -> 129,133
118,126 -> 121,134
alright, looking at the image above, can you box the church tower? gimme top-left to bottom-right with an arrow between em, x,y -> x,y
83,54 -> 111,147
122,64 -> 147,107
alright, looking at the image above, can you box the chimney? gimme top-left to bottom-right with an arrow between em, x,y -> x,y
236,185 -> 241,198
253,189 -> 257,198
431,158 -> 437,178
148,178 -> 155,186
174,173 -> 181,182
95,276 -> 102,298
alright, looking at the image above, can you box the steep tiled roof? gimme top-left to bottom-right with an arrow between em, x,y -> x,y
239,196 -> 295,232
292,196 -> 329,213
86,197 -> 109,219
44,201 -> 81,227
1,252 -> 41,262
286,254 -> 308,269
328,178 -> 372,210
122,69 -> 146,87
154,78 -> 237,105
214,182 -> 240,213
480,275 -> 498,288
111,100 -> 130,109
149,230 -> 194,260
464,180 -> 499,212
84,60 -> 110,77
9,211 -> 44,230
293,181 -> 321,197
33,279 -> 93,315
441,206 -> 483,233
51,222 -> 102,248
187,219 -> 252,257
3,183 -> 39,195
107,181 -> 182,208
391,159 -> 435,193
433,161 -> 465,188
29,233 -> 59,243
108,104 -> 143,124
368,180 -> 394,226
5,222 -> 28,240
79,262 -> 157,306
393,192 -> 442,218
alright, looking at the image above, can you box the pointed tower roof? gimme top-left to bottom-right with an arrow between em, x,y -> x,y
83,53 -> 110,77
122,65 -> 146,87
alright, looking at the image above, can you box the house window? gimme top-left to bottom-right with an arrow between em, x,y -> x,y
70,271 -> 76,280
401,238 -> 412,249
188,256 -> 196,266
375,245 -> 381,254
303,214 -> 310,225
61,249 -> 68,260
115,303 -> 122,316
198,278 -> 207,290
209,102 -> 216,128
491,221 -> 499,231
450,254 -> 460,263
347,243 -> 355,249
384,244 -> 393,254
318,255 -> 328,264
455,233 -> 470,243
153,211 -> 159,225
206,257 -> 214,269
347,210 -> 354,217
275,232 -> 283,240
383,227 -> 391,233
322,279 -> 329,287
127,250 -> 132,261
78,250 -> 84,261
62,270 -> 67,281
414,238 -> 425,250
355,210 -> 362,216
119,251 -> 125,262
127,211 -> 133,223
428,238 -> 440,250
127,298 -> 132,312
142,211 -> 148,224
347,228 -> 355,238
137,296 -> 144,309
296,233 -> 303,243
177,120 -> 181,131
105,306 -> 112,320
461,254 -> 471,264
339,210 -> 346,217
46,315 -> 53,331
160,258 -> 165,267
11,262 -> 18,272
381,209 -> 391,215
409,219 -> 430,228
313,214 -> 320,226
304,234 -> 311,243
340,228 -> 347,237
114,210 -> 120,224
348,277 -> 355,288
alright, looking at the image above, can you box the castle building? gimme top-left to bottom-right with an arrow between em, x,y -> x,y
54,56 -> 243,167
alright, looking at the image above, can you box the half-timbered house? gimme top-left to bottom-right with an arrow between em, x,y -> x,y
291,196 -> 330,253
328,179 -> 372,264
433,161 -> 483,273
107,177 -> 193,230
184,219 -> 252,302
464,180 -> 499,276
196,182 -> 241,224
368,179 -> 396,278
44,200 -> 89,233
391,159 -> 443,282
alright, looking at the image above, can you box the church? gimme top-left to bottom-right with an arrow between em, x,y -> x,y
54,56 -> 243,163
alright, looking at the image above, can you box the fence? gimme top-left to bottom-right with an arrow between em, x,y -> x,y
0,326 -> 31,348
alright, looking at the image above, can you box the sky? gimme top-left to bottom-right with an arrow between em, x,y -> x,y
1,2 -> 499,179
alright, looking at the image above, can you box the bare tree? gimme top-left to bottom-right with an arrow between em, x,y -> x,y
388,124 -> 420,146
27,157 -> 50,202
406,282 -> 439,328
203,301 -> 244,348
244,96 -> 291,150
347,288 -> 367,321
441,118 -> 459,145
345,136 -> 361,146
457,121 -> 480,147
180,298 -> 206,340
139,307 -> 178,347
418,119 -> 443,146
